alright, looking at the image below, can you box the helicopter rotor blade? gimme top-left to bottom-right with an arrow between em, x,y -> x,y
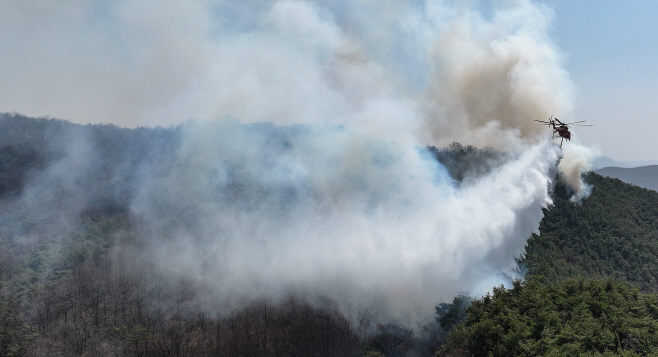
553,117 -> 565,125
563,120 -> 586,125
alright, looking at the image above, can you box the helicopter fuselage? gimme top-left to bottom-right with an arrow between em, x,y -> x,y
553,124 -> 571,140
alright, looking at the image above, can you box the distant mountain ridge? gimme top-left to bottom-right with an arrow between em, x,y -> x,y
595,165 -> 658,192
592,156 -> 658,170
592,156 -> 632,170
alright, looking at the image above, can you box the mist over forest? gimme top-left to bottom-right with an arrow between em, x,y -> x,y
0,113 -> 530,356
0,112 -> 548,312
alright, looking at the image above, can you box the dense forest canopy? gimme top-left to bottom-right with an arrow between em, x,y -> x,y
523,173 -> 658,291
2,114 -> 658,356
437,170 -> 658,356
438,278 -> 658,356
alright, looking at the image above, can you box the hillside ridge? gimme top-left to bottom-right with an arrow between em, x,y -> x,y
596,165 -> 658,192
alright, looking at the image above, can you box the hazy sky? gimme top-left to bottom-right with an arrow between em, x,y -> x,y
1,0 -> 655,161
547,1 -> 658,161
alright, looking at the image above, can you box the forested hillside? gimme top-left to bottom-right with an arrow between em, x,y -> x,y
437,169 -> 658,356
523,173 -> 658,291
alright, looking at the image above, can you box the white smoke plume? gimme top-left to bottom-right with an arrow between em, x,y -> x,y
2,0 -> 597,320
131,121 -> 560,321
1,1 -> 571,138
559,141 -> 601,202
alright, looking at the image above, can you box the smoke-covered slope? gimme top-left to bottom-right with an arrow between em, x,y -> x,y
0,114 -> 560,356
5,115 -> 654,356
0,0 -> 607,355
0,114 -> 560,319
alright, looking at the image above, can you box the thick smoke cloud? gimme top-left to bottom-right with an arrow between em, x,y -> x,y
424,1 -> 574,145
2,1 -> 571,140
559,141 -> 600,202
130,121 -> 559,321
2,0 -> 596,320
0,0 -> 594,187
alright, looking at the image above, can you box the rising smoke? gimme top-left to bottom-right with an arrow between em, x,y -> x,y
128,121 -> 560,321
2,0 -> 597,321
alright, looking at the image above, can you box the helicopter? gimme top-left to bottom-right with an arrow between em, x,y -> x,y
534,116 -> 592,147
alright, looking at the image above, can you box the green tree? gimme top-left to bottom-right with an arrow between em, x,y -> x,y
436,295 -> 471,332
523,173 -> 658,292
438,278 -> 658,357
